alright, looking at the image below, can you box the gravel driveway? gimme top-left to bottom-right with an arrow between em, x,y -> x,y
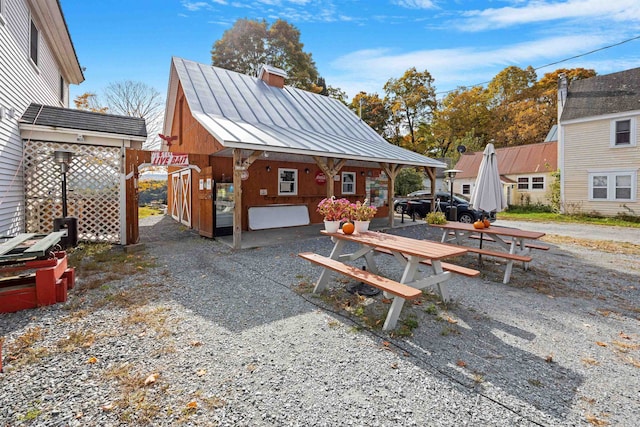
1,216 -> 638,426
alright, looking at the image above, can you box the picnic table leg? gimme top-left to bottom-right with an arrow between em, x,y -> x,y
429,260 -> 450,302
502,237 -> 518,284
382,297 -> 406,330
314,239 -> 347,293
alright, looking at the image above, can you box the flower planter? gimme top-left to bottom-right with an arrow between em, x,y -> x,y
354,220 -> 370,233
323,220 -> 341,233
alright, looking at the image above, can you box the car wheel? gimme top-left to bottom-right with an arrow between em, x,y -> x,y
458,212 -> 474,223
395,205 -> 405,214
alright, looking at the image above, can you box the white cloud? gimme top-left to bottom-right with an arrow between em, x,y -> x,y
327,34 -> 623,98
181,1 -> 214,12
460,0 -> 640,31
392,0 -> 437,9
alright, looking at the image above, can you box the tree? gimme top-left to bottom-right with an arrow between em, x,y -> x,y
74,93 -> 108,113
350,92 -> 389,136
104,81 -> 164,150
383,68 -> 437,148
395,167 -> 424,197
211,18 -> 319,91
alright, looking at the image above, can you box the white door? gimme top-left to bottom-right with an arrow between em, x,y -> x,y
180,169 -> 191,227
171,172 -> 181,221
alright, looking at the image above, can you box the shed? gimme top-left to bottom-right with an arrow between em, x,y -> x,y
162,57 -> 447,248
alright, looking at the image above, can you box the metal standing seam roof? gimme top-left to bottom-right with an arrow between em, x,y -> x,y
561,67 -> 640,122
165,57 -> 447,168
454,141 -> 558,179
20,103 -> 147,138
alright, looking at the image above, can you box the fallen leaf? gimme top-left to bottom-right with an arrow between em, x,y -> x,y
87,356 -> 98,364
186,401 -> 198,409
581,357 -> 600,366
545,354 -> 554,363
101,403 -> 114,411
619,331 -> 631,340
190,340 -> 203,347
197,369 -> 207,377
381,298 -> 392,304
390,363 -> 398,369
595,341 -> 608,347
144,373 -> 158,386
585,413 -> 609,426
456,360 -> 466,367
381,341 -> 390,347
75,412 -> 83,419
412,300 -> 423,306
446,316 -> 457,324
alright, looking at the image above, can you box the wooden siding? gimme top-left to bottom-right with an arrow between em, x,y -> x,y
0,0 -> 70,236
563,117 -> 640,216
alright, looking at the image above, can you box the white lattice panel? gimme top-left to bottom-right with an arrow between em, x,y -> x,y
24,141 -> 121,243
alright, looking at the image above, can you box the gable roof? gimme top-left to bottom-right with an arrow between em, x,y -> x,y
20,104 -> 147,139
454,141 -> 557,179
164,57 -> 446,168
561,67 -> 640,122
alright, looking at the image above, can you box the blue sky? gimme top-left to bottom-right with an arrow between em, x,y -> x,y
64,0 -> 640,104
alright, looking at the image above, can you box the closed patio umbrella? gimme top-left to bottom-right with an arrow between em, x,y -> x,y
469,143 -> 506,264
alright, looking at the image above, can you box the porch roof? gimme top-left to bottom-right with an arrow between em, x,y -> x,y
164,57 -> 446,169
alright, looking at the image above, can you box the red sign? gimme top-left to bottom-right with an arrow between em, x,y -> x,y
315,171 -> 326,185
150,152 -> 188,166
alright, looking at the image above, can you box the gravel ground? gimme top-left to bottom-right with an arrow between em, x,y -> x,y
1,216 -> 639,426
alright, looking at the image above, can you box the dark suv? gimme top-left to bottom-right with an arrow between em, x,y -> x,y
394,191 -> 496,223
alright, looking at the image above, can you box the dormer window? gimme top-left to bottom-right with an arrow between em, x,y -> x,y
611,117 -> 636,147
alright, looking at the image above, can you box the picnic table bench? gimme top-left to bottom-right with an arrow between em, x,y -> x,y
299,229 -> 471,330
430,222 -> 546,284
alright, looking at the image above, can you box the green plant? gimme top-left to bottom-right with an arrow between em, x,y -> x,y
426,211 -> 447,224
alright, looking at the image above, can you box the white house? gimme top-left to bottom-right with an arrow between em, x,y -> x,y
558,69 -> 640,217
0,0 -> 83,237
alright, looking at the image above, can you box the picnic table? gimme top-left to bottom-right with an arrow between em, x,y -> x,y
429,222 -> 547,284
299,229 -> 478,330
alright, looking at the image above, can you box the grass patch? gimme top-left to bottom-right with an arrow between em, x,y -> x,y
56,330 -> 96,352
139,205 -> 164,219
542,235 -> 640,256
497,211 -> 640,228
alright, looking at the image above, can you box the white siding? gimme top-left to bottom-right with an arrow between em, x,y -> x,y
563,117 -> 640,216
0,0 -> 68,236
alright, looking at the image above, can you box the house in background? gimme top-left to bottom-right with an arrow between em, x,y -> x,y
453,138 -> 557,207
0,0 -> 84,237
558,68 -> 640,217
162,58 -> 446,247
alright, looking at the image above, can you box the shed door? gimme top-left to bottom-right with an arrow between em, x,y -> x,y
198,166 -> 214,238
180,169 -> 191,227
171,173 -> 181,221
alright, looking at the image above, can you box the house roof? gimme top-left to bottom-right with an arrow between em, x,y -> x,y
163,57 -> 446,168
20,104 -> 147,138
561,67 -> 640,122
453,141 -> 557,179
30,0 -> 84,84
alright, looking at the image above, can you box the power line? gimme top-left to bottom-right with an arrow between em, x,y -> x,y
435,34 -> 640,96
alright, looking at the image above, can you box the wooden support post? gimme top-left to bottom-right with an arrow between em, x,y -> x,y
380,163 -> 401,228
425,166 -> 436,212
232,148 -> 243,249
313,156 -> 346,198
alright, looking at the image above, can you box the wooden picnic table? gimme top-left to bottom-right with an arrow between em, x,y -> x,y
299,229 -> 473,330
429,222 -> 547,284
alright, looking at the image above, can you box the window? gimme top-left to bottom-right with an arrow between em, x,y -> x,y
59,76 -> 65,103
611,118 -> 636,147
531,176 -> 544,190
341,172 -> 355,194
517,177 -> 529,190
589,171 -> 636,201
30,19 -> 39,66
278,168 -> 298,196
462,184 -> 470,195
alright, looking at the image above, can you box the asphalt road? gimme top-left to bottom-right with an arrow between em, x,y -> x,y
494,219 -> 640,245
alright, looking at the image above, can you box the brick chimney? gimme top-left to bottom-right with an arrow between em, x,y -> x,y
258,64 -> 287,88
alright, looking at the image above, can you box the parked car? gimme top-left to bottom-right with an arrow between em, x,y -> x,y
393,189 -> 432,214
394,191 -> 496,223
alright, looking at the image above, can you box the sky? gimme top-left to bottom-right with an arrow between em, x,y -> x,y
63,0 -> 640,104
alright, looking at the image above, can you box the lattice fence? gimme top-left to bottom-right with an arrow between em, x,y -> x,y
24,141 -> 121,243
